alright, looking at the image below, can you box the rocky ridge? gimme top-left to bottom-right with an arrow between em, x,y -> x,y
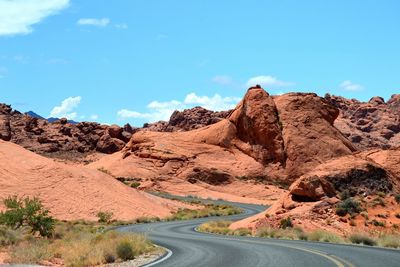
0,103 -> 136,157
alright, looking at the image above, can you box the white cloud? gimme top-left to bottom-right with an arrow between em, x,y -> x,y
77,18 -> 110,27
89,114 -> 99,120
246,75 -> 294,88
49,96 -> 81,119
339,80 -> 364,91
115,23 -> 128,29
117,93 -> 240,123
212,75 -> 233,85
0,0 -> 69,36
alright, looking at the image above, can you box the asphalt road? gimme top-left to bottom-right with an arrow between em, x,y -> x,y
118,199 -> 400,267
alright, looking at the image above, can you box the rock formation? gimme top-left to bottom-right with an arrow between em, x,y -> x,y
325,94 -> 400,150
0,103 -> 136,157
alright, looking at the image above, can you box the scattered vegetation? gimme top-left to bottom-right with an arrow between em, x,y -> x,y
0,196 -> 55,237
96,211 -> 114,224
307,230 -> 344,243
335,198 -> 362,217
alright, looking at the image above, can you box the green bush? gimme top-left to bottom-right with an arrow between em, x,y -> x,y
116,241 -> 134,261
279,217 -> 293,229
96,211 -> 114,224
335,198 -> 362,216
0,196 -> 54,237
349,233 -> 377,246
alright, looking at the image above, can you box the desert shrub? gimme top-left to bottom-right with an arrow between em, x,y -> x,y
256,226 -> 305,240
232,228 -> 251,236
279,217 -> 293,229
97,211 -> 114,224
372,197 -> 386,207
104,252 -> 116,263
335,198 -> 362,216
0,196 -> 54,237
339,190 -> 351,200
377,191 -> 386,198
10,239 -> 51,263
371,219 -> 385,227
135,217 -> 160,223
349,233 -> 377,246
0,226 -> 21,246
307,230 -> 343,243
116,241 -> 134,261
395,194 -> 400,204
198,220 -> 232,235
130,182 -> 141,188
395,213 -> 400,219
360,211 -> 369,220
378,235 -> 400,248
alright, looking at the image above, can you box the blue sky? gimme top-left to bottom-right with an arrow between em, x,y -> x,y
0,0 -> 399,126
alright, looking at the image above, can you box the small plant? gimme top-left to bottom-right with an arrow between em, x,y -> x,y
98,167 -> 111,175
130,181 -> 141,188
379,235 -> 400,248
377,191 -> 386,198
395,194 -> 400,204
279,217 -> 293,229
360,211 -> 369,220
339,190 -> 351,201
371,219 -> 386,227
307,230 -> 343,243
116,241 -> 135,261
395,213 -> 400,219
349,233 -> 377,246
96,211 -> 114,224
335,198 -> 362,217
372,197 -> 386,207
0,196 -> 54,237
104,253 -> 116,263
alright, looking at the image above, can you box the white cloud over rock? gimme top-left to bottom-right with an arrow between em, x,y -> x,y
0,0 -> 69,36
50,96 -> 81,120
117,93 -> 240,123
246,75 -> 294,88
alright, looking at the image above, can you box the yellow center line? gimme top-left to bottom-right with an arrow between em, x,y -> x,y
212,236 -> 353,267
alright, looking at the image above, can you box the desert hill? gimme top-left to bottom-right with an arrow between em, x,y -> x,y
0,140 -> 189,221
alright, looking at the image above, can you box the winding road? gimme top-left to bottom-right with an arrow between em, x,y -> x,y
118,199 -> 400,267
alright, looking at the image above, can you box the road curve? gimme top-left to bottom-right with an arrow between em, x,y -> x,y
118,200 -> 400,267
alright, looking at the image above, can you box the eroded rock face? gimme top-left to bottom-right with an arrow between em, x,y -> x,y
275,93 -> 356,180
0,104 -> 136,157
325,94 -> 400,149
289,155 -> 394,202
228,87 -> 285,164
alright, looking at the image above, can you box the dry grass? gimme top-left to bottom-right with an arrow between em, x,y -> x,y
7,222 -> 155,266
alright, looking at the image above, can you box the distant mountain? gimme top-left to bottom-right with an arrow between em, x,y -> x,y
25,111 -> 78,124
25,111 -> 45,120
